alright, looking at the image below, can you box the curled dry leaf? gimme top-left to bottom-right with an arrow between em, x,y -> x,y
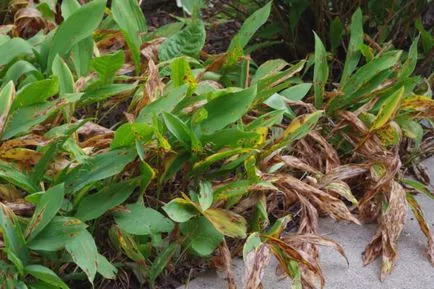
242,244 -> 271,289
362,181 -> 408,281
212,241 -> 237,289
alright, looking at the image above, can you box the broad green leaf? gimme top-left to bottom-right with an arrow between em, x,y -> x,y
47,0 -> 106,68
148,243 -> 179,285
75,179 -> 140,221
181,216 -> 223,256
163,112 -> 201,151
0,82 -> 15,135
137,85 -> 188,123
0,160 -> 39,192
280,83 -> 312,101
2,99 -> 70,140
0,203 -> 28,263
52,55 -> 74,95
70,37 -> 94,77
163,198 -> 199,223
159,18 -> 205,61
264,93 -> 295,118
96,254 -> 117,279
3,61 -> 40,85
198,180 -> 213,211
313,32 -> 328,108
0,38 -> 33,66
203,208 -> 247,238
79,83 -> 136,105
201,128 -> 261,150
25,184 -> 65,241
111,123 -> 154,149
370,87 -> 404,131
114,203 -> 174,235
227,2 -> 272,52
329,17 -> 344,52
25,265 -> 68,289
65,230 -> 98,284
340,8 -> 363,84
29,217 -> 87,251
399,35 -> 419,78
64,148 -> 136,194
61,0 -> 80,19
112,0 -> 147,72
243,233 -> 262,260
251,58 -> 288,84
170,57 -> 196,91
264,111 -> 323,155
200,85 -> 257,134
11,78 -> 59,112
91,51 -> 125,84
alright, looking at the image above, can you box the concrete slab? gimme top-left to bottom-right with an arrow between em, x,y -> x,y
178,158 -> 434,289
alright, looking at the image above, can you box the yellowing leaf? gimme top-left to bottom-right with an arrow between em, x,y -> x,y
370,87 -> 404,131
203,208 -> 247,238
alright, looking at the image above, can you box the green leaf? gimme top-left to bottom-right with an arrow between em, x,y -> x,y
328,50 -> 402,113
64,148 -> 137,194
28,217 -> 87,251
70,37 -> 94,77
396,117 -> 423,146
111,123 -> 154,149
313,32 -> 328,108
227,1 -> 272,52
47,0 -> 106,68
0,38 -> 33,66
148,243 -> 179,285
245,110 -> 284,131
203,208 -> 247,238
201,128 -> 261,150
399,35 -> 419,78
11,78 -> 59,112
112,0 -> 147,72
370,87 -> 404,131
2,99 -> 69,140
198,180 -> 213,211
3,61 -> 40,85
79,83 -> 136,105
163,198 -> 199,222
401,178 -> 434,199
25,265 -> 68,289
340,8 -> 363,85
25,183 -> 65,241
0,203 -> 28,263
61,0 -> 80,19
163,112 -> 201,151
96,254 -> 117,279
280,83 -> 312,101
192,148 -> 257,174
159,18 -> 205,61
137,85 -> 188,123
52,55 -> 74,95
65,230 -> 98,284
181,216 -> 223,256
200,85 -> 257,134
114,203 -> 174,235
329,17 -> 344,52
0,160 -> 39,193
91,51 -> 125,84
109,225 -> 146,263
251,59 -> 288,84
75,179 -> 140,221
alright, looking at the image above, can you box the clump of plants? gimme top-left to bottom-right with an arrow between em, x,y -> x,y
0,1 -> 433,289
